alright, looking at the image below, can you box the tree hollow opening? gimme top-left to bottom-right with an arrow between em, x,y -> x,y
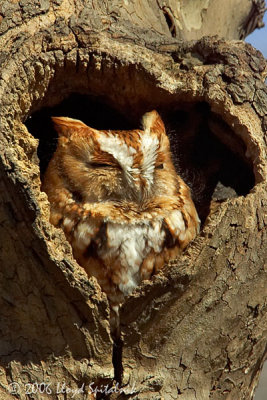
26,94 -> 255,223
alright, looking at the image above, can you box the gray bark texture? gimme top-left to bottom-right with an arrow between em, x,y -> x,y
0,1 -> 266,399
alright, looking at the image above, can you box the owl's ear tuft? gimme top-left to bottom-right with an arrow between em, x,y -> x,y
142,110 -> 166,135
52,117 -> 89,137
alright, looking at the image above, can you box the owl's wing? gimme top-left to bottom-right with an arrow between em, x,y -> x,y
164,203 -> 200,252
42,156 -> 103,253
67,215 -> 104,256
164,209 -> 187,247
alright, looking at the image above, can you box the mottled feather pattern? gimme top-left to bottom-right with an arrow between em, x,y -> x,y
42,111 -> 200,332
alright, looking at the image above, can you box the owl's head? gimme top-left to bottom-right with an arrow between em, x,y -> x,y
51,110 -> 179,203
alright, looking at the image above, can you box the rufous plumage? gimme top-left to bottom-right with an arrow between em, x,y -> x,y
42,110 -> 200,333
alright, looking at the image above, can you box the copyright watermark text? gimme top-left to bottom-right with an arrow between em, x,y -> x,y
8,381 -> 137,398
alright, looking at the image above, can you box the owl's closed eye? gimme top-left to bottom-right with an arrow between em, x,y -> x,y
42,110 -> 200,333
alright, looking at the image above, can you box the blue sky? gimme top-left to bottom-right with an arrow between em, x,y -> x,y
245,11 -> 267,58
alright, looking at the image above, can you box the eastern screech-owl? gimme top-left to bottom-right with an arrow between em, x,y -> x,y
42,110 -> 200,332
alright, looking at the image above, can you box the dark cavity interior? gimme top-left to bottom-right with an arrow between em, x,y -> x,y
164,102 -> 255,221
25,94 -> 255,223
26,94 -> 136,176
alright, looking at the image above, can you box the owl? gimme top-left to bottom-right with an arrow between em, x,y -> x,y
42,110 -> 200,334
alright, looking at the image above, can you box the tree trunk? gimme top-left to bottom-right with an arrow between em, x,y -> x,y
0,1 -> 266,399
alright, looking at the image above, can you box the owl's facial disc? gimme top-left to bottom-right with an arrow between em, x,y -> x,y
96,130 -> 161,200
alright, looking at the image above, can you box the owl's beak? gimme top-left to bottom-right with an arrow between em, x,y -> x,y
133,175 -> 152,204
123,168 -> 152,204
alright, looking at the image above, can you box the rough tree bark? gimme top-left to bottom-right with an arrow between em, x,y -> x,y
0,1 -> 266,399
